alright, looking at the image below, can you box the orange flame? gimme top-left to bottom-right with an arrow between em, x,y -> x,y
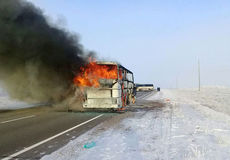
74,59 -> 122,88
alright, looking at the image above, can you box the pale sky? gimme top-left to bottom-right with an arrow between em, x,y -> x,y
28,0 -> 230,88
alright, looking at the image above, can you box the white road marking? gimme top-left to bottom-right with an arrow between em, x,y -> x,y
0,115 -> 36,124
2,114 -> 104,160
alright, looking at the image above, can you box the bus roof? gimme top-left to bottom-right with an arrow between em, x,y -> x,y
96,61 -> 133,74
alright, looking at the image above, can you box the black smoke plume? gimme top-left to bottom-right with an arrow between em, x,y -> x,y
0,0 -> 90,103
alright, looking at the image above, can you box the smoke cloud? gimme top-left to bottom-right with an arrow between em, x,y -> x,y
0,0 -> 91,103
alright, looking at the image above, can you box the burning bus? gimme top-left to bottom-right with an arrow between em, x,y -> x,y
74,61 -> 136,111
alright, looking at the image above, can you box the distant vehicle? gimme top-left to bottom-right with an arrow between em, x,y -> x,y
136,84 -> 154,91
82,61 -> 136,111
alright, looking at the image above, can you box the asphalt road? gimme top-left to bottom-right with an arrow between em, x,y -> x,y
0,107 -> 115,160
0,91 -> 153,160
136,90 -> 155,100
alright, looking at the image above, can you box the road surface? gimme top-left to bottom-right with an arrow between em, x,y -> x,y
0,107 -> 114,159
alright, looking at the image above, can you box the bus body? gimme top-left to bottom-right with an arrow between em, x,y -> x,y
136,84 -> 154,91
82,61 -> 135,109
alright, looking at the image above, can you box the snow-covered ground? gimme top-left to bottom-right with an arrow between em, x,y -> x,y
0,85 -> 49,110
42,87 -> 230,160
0,87 -> 27,110
160,86 -> 230,116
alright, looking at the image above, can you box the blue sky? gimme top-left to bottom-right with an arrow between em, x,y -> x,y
28,0 -> 230,88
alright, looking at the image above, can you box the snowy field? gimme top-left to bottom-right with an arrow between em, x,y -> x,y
40,87 -> 230,160
161,86 -> 230,116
